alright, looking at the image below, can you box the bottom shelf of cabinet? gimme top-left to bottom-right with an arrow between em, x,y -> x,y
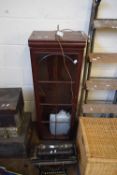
38,122 -> 71,140
37,105 -> 75,140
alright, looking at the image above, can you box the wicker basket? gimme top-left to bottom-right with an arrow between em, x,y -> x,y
77,117 -> 117,175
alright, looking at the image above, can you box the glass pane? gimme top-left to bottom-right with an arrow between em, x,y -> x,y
39,83 -> 75,104
37,53 -> 78,81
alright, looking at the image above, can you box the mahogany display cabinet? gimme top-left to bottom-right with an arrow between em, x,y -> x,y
28,31 -> 87,140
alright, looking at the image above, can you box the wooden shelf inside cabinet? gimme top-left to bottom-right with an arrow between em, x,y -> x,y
28,31 -> 87,140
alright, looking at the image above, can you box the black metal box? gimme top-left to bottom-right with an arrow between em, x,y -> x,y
0,88 -> 24,127
0,112 -> 32,157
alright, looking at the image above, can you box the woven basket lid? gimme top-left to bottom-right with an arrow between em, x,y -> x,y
79,117 -> 117,162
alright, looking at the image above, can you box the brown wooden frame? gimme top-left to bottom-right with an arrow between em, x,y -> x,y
28,31 -> 86,140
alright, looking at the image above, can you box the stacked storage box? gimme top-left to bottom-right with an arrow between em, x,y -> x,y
77,117 -> 117,175
0,88 -> 32,157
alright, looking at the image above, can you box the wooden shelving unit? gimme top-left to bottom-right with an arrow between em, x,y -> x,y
81,0 -> 117,116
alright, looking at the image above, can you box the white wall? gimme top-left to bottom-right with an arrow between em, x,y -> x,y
0,0 -> 117,119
